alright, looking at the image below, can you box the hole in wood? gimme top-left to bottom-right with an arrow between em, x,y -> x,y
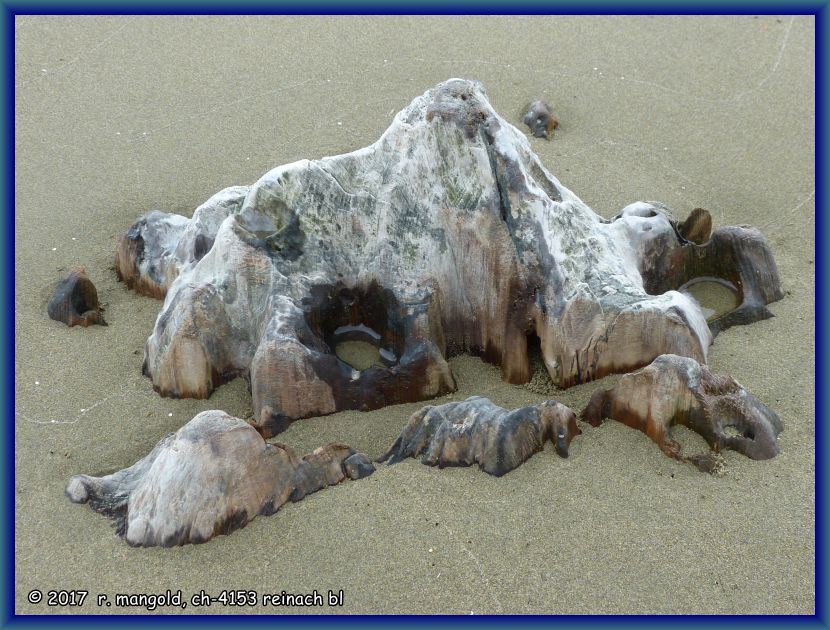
679,277 -> 740,321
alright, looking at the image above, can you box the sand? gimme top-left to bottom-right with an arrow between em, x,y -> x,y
335,341 -> 384,372
14,15 -> 814,614
681,279 -> 740,321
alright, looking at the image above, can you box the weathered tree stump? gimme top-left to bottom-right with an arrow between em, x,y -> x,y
114,79 -> 782,434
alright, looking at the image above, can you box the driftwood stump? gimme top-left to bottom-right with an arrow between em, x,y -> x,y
113,78 -> 782,435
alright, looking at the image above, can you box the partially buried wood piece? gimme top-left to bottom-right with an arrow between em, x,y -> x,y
47,267 -> 106,327
114,79 -> 782,436
580,354 -> 783,472
378,396 -> 580,476
65,410 -> 374,546
522,100 -> 559,140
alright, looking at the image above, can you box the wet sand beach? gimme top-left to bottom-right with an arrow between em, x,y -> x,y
14,16 -> 814,614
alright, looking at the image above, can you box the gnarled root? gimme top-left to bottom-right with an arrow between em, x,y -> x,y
65,410 -> 374,546
580,354 -> 783,471
379,396 -> 580,476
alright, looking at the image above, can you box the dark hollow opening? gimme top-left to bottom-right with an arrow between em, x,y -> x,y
301,280 -> 404,368
70,287 -> 90,316
526,332 -> 542,363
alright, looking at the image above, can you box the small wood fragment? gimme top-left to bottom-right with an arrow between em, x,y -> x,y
47,267 -> 106,327
522,100 -> 559,140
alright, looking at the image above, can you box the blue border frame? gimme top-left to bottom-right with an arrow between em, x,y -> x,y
0,2 -> 827,12
4,2 -> 825,627
815,3 -> 826,627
